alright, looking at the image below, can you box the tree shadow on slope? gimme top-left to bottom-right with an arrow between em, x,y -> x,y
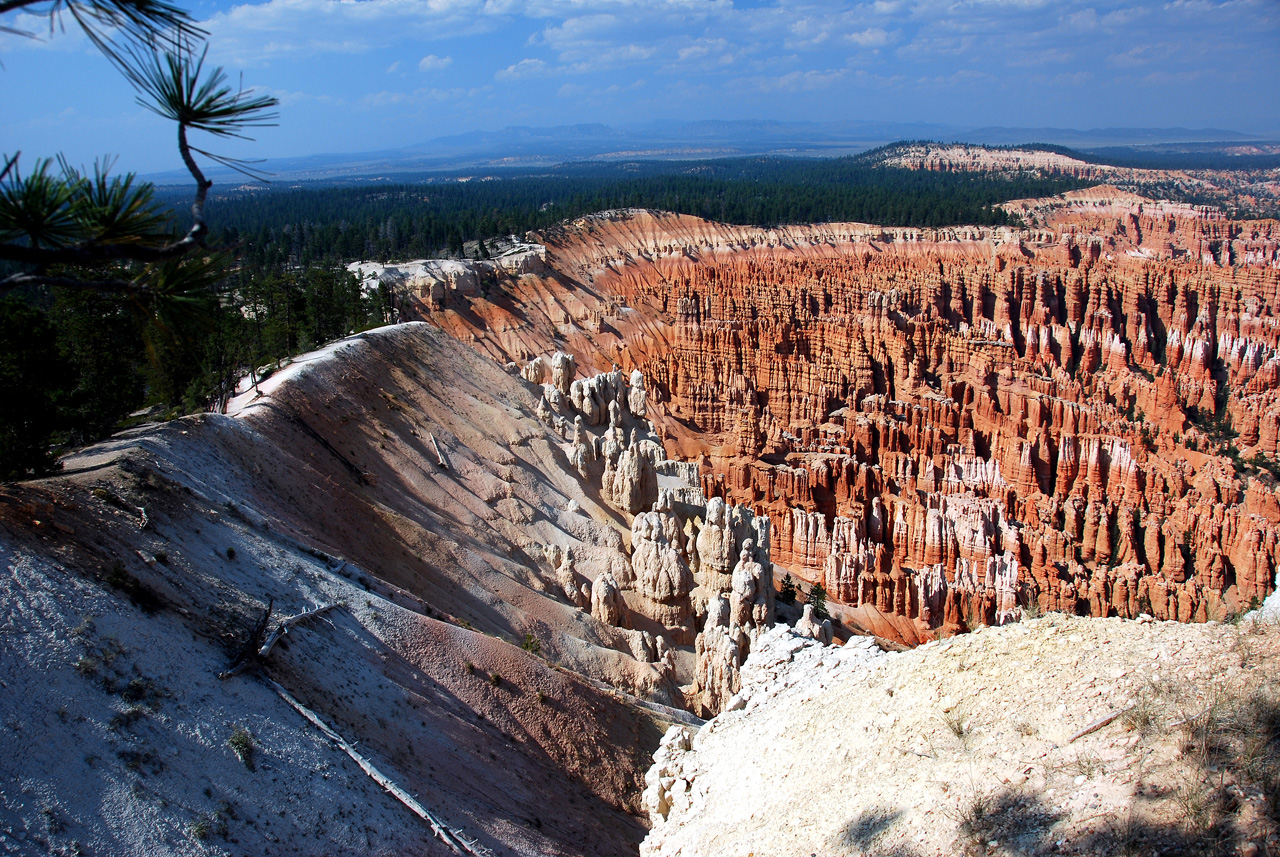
838,808 -> 908,854
270,606 -> 651,857
839,790 -> 1255,857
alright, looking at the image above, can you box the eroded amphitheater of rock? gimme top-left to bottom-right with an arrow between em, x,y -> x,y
374,196 -> 1280,651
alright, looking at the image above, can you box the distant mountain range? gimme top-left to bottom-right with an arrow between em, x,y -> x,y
143,120 -> 1275,185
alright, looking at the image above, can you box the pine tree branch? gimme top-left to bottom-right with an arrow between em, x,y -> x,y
0,152 -> 18,184
0,236 -> 202,265
177,121 -> 211,246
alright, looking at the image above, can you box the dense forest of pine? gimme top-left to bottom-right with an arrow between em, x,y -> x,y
198,157 -> 1091,267
6,155 -> 1095,478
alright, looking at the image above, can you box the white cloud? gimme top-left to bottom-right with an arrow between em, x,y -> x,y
556,78 -> 644,98
1100,6 -> 1148,27
677,37 -> 728,61
267,88 -> 344,106
847,27 -> 892,47
0,11 -> 92,53
496,57 -> 547,79
541,13 -> 620,48
584,43 -> 654,65
419,54 -> 453,70
1007,47 -> 1074,66
1106,44 -> 1155,67
360,90 -> 406,107
202,0 -> 505,65
358,85 -> 488,109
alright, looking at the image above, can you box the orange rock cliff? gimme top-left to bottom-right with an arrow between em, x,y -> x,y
361,200 -> 1280,645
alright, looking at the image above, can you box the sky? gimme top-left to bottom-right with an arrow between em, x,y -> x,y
2,0 -> 1280,175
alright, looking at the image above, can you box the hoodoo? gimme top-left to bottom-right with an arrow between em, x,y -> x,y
370,201 -> 1280,646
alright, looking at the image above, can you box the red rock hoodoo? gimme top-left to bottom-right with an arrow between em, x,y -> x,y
382,201 -> 1280,644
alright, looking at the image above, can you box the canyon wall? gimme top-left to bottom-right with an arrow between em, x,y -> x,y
381,201 -> 1280,644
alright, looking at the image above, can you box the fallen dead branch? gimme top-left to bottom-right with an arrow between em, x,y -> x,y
1067,707 -> 1133,744
257,603 -> 340,660
267,678 -> 492,855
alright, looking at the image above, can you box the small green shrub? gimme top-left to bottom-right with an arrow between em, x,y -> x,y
520,633 -> 541,655
188,811 -> 226,842
109,707 -> 147,731
41,806 -> 64,835
116,748 -> 162,775
103,562 -> 161,613
943,710 -> 967,740
120,677 -> 158,704
228,728 -> 255,771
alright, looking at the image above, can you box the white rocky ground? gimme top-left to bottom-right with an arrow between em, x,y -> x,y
643,612 -> 1280,857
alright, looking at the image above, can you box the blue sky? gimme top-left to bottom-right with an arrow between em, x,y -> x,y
2,0 -> 1279,174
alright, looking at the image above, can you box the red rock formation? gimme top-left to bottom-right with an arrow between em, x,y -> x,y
394,205 -> 1280,644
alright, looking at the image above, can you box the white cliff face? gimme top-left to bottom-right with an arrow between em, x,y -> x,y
1251,569 -> 1280,622
591,572 -> 626,627
521,355 -> 548,385
631,512 -> 696,643
570,370 -> 626,427
601,440 -> 655,515
646,625 -> 883,839
346,241 -> 545,309
526,352 -> 780,715
794,603 -> 833,644
690,595 -> 740,717
729,539 -> 774,635
557,548 -> 589,609
687,535 -> 780,717
628,368 -> 648,418
551,351 -> 576,397
569,415 -> 596,478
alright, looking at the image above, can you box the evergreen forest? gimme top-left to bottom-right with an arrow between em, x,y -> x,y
201,157 -> 1091,267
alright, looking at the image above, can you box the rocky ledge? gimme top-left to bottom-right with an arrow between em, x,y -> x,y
642,609 -> 1280,857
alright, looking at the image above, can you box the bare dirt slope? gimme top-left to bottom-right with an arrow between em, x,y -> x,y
0,322 -> 692,857
643,613 -> 1280,857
